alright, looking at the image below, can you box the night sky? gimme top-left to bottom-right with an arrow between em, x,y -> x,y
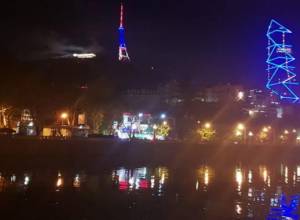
2,0 -> 300,87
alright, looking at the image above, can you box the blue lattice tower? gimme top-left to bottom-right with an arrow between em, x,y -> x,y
266,19 -> 299,103
118,3 -> 130,62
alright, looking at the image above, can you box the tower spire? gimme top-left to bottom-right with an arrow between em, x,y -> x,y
118,3 -> 130,62
120,3 -> 124,28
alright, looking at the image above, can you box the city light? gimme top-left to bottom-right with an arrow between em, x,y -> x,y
60,112 -> 68,119
160,113 -> 166,119
262,127 -> 269,133
237,91 -> 245,100
237,123 -> 245,130
204,122 -> 211,129
24,175 -> 30,186
56,173 -> 63,189
73,53 -> 96,59
248,131 -> 254,137
248,110 -> 255,117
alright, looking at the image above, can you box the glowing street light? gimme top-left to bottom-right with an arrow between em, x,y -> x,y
153,124 -> 158,130
248,110 -> 255,117
284,129 -> 289,135
237,91 -> 245,101
160,113 -> 166,119
204,122 -> 211,129
60,112 -> 69,126
262,127 -> 269,133
163,121 -> 168,126
237,123 -> 245,131
138,113 -> 143,118
61,112 -> 68,119
248,131 -> 254,137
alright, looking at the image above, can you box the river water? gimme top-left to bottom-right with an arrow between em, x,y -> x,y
0,163 -> 300,219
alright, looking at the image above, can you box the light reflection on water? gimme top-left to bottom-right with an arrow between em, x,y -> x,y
112,167 -> 169,196
0,164 -> 300,219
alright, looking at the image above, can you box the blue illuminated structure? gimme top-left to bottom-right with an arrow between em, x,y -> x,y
266,19 -> 299,103
267,194 -> 300,219
118,3 -> 130,62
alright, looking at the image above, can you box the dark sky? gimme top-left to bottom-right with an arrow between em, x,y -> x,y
2,0 -> 300,87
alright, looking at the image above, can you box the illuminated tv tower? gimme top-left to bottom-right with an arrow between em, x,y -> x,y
118,3 -> 130,62
266,19 -> 299,103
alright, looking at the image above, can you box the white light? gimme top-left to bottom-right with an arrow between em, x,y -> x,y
28,121 -> 34,127
73,53 -> 96,59
138,113 -> 143,117
132,124 -> 137,130
237,123 -> 245,130
160,114 -> 166,119
237,91 -> 245,100
24,176 -> 30,186
249,110 -> 254,116
11,175 -> 16,183
204,122 -> 211,129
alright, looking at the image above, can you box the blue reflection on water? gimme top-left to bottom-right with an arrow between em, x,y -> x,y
267,194 -> 300,220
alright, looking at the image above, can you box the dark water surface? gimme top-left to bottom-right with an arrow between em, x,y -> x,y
1,162 -> 300,219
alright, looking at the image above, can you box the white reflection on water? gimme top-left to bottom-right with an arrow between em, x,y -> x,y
235,202 -> 242,215
235,168 -> 243,195
10,174 -> 16,183
24,174 -> 30,186
284,166 -> 289,184
248,170 -> 253,184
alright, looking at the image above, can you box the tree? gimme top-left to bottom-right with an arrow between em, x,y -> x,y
197,127 -> 216,142
156,123 -> 171,139
89,110 -> 104,134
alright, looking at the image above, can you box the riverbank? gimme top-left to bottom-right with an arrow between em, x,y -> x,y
0,137 -> 300,170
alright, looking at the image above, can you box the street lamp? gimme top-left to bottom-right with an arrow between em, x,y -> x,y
237,91 -> 245,101
262,127 -> 269,133
160,113 -> 166,119
60,112 -> 69,126
61,112 -> 68,119
204,122 -> 211,129
237,123 -> 245,131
